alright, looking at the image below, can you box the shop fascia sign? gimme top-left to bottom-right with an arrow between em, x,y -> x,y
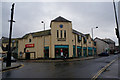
25,44 -> 34,48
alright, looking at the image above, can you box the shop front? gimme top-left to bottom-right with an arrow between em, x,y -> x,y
94,48 -> 96,55
55,45 -> 69,58
24,44 -> 35,59
77,46 -> 82,57
44,47 -> 49,58
83,47 -> 87,57
73,45 -> 76,57
88,47 -> 93,56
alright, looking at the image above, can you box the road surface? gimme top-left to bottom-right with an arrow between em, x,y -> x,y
2,54 -> 119,79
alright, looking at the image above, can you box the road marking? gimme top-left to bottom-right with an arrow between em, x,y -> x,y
91,59 -> 117,80
1,64 -> 24,73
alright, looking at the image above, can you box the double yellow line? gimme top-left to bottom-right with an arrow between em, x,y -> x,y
91,59 -> 117,80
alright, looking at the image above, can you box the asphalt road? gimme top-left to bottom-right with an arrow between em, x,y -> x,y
2,54 -> 119,79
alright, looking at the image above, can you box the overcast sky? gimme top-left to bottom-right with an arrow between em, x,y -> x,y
1,1 -> 119,45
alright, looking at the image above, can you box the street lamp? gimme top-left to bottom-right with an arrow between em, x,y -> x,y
91,26 -> 98,39
41,21 -> 45,57
91,26 -> 98,56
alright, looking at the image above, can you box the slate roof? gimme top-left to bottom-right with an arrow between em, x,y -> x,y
94,37 -> 109,44
2,37 -> 18,43
22,29 -> 51,39
72,29 -> 84,36
51,16 -> 71,22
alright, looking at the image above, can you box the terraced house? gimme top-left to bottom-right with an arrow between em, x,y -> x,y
17,16 -> 97,59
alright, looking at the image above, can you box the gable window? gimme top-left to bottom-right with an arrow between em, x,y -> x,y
64,30 -> 66,38
57,30 -> 59,38
29,39 -> 31,42
61,30 -> 62,38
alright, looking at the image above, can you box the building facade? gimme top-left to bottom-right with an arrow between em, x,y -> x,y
16,16 -> 97,59
94,37 -> 115,54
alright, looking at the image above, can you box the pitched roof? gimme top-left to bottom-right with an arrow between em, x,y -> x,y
22,29 -> 51,39
103,38 -> 115,44
94,37 -> 109,44
51,16 -> 71,22
72,29 -> 84,36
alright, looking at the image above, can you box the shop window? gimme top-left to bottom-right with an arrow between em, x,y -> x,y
57,30 -> 59,38
64,30 -> 66,38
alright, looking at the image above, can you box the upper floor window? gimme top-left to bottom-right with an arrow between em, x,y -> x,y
78,35 -> 81,42
29,39 -> 31,42
61,30 -> 62,38
89,41 -> 91,44
64,30 -> 66,38
94,42 -> 96,46
83,37 -> 87,44
57,30 -> 59,38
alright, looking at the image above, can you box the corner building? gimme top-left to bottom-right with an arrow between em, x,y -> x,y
18,16 -> 97,59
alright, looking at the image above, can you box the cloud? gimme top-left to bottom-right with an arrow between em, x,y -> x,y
2,2 -> 118,45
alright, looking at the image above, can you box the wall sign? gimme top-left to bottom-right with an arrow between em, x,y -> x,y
25,44 -> 34,48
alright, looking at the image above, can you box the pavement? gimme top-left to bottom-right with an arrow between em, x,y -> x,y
2,62 -> 22,72
18,56 -> 95,63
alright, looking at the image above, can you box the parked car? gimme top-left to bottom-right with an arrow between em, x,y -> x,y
98,52 -> 109,56
114,51 -> 119,55
3,56 -> 16,62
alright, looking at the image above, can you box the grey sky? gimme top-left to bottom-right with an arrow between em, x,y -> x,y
2,2 -> 119,45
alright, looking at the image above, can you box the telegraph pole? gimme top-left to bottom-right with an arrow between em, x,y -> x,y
6,3 -> 15,67
113,0 -> 120,52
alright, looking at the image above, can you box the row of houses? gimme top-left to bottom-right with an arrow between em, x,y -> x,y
1,16 -> 116,59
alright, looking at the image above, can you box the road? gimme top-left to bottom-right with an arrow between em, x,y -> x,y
2,54 -> 119,79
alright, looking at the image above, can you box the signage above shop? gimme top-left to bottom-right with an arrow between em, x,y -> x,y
25,44 -> 34,48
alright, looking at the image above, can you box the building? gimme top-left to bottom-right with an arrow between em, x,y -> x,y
103,38 -> 115,53
2,37 -> 18,58
6,16 -> 96,59
94,37 -> 115,54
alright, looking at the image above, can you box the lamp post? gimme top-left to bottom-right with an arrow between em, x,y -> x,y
91,26 -> 98,56
41,21 -> 45,57
91,26 -> 98,39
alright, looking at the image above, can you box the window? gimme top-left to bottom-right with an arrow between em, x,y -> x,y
83,37 -> 86,44
29,39 -> 31,42
94,42 -> 96,46
78,35 -> 81,42
61,30 -> 62,38
57,30 -> 59,38
64,30 -> 66,38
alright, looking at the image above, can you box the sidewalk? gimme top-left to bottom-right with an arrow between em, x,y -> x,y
19,56 -> 96,63
2,62 -> 22,72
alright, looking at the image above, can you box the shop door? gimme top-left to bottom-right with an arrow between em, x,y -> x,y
26,53 -> 30,60
77,46 -> 82,57
73,46 -> 76,57
44,47 -> 49,59
83,48 -> 87,57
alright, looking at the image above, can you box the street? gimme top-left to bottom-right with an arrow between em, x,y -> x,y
2,54 -> 119,79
